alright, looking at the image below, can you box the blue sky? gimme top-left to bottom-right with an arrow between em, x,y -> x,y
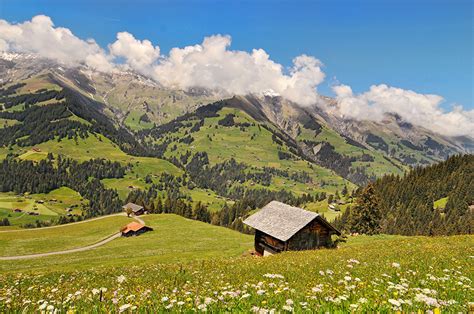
0,0 -> 472,109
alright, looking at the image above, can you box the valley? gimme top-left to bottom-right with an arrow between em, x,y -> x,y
0,51 -> 472,312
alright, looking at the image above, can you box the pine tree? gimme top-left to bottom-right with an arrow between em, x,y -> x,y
149,201 -> 155,214
348,183 -> 381,235
327,194 -> 334,204
156,197 -> 163,214
341,185 -> 348,196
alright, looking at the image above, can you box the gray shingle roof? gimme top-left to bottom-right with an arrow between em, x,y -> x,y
122,202 -> 144,213
243,201 -> 320,241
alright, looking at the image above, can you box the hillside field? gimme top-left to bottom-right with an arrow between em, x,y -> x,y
0,214 -> 471,312
0,214 -> 254,272
0,188 -> 87,227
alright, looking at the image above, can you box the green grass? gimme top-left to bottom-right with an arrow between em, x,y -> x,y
155,107 -> 352,194
14,135 -> 182,200
0,118 -> 19,128
18,150 -> 48,161
3,103 -> 25,112
18,75 -> 62,93
0,232 -> 471,312
0,193 -> 57,216
124,110 -> 154,131
16,135 -> 181,174
303,199 -> 352,221
298,124 -> 407,178
0,208 -> 55,229
434,197 -> 448,209
0,215 -> 132,256
184,188 -> 231,212
0,188 -> 87,227
102,177 -> 147,200
0,214 -> 253,272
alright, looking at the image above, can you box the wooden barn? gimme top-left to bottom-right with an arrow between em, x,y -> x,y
121,222 -> 153,237
122,202 -> 144,216
243,201 -> 341,256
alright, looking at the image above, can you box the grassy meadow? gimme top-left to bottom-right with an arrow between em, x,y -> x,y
0,188 -> 87,227
0,215 -> 131,256
0,223 -> 471,312
124,110 -> 154,131
0,214 -> 254,272
155,107 -> 352,194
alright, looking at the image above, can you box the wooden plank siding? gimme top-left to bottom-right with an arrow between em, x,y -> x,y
288,220 -> 331,250
244,201 -> 341,255
255,219 -> 333,255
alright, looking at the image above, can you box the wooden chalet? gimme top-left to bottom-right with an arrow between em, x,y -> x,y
121,222 -> 153,237
122,202 -> 144,216
243,201 -> 341,256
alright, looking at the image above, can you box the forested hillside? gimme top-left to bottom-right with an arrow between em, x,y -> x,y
336,154 -> 473,235
0,70 -> 472,235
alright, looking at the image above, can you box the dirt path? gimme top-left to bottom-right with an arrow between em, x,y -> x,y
0,215 -> 147,260
0,213 -> 127,233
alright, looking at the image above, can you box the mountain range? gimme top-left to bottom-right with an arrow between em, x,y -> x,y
1,51 -> 472,193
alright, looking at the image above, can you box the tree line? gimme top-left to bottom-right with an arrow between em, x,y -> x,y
334,154 -> 473,236
0,155 -> 128,217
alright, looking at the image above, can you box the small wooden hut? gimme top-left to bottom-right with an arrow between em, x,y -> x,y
243,201 -> 341,256
122,202 -> 144,216
121,222 -> 153,237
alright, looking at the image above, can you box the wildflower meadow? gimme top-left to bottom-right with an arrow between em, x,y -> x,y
0,234 -> 472,312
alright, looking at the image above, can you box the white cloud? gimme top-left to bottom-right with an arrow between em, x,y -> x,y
331,84 -> 474,137
0,15 -> 472,136
150,35 -> 325,105
109,32 -> 160,74
0,15 -> 113,72
0,16 -> 325,105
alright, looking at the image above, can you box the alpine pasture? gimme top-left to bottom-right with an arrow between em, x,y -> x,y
0,218 -> 471,312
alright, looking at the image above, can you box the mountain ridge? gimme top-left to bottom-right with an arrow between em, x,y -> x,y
1,52 -> 472,173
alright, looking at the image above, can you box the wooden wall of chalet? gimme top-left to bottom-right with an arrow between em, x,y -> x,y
287,219 -> 332,250
253,218 -> 335,255
254,230 -> 286,255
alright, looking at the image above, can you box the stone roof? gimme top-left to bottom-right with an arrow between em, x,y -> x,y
243,201 -> 340,241
122,202 -> 144,213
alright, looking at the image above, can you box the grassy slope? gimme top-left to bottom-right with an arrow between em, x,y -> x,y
434,197 -> 448,209
0,214 -> 253,272
0,215 -> 132,256
15,135 -> 182,199
303,199 -> 352,221
0,118 -> 19,128
298,124 -> 407,178
0,188 -> 87,227
124,110 -> 154,131
157,107 -> 352,194
0,233 -> 471,312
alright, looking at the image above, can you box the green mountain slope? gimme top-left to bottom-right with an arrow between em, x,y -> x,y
336,154 -> 474,236
0,70 -> 471,231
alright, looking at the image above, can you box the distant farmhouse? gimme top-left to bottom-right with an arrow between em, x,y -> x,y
122,202 -> 144,216
244,201 -> 341,256
121,222 -> 153,237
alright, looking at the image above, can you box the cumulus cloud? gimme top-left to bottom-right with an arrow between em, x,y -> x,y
0,15 -> 324,105
0,15 -> 113,72
150,35 -> 324,105
331,84 -> 474,137
109,32 -> 160,74
0,15 -> 472,136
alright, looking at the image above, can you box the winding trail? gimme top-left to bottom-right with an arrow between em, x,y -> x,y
0,214 -> 146,260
